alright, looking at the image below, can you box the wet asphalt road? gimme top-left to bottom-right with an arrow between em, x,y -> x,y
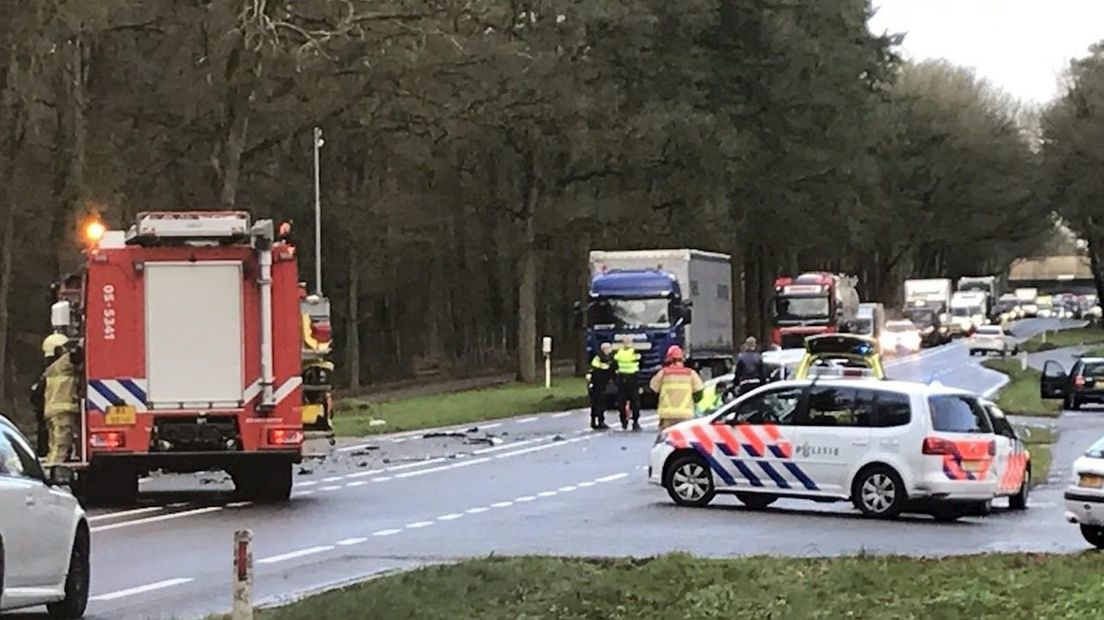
7,319 -> 1102,619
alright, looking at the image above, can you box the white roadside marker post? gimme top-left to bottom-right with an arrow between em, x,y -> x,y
233,530 -> 254,620
542,336 -> 553,389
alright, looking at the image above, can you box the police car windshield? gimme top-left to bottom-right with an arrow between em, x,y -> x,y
588,299 -> 671,328
928,395 -> 992,433
1086,436 -> 1104,459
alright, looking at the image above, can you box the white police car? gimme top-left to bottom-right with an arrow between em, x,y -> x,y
649,379 -> 998,520
0,414 -> 89,618
1064,434 -> 1104,548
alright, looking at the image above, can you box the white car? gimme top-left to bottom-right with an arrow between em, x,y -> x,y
1065,435 -> 1104,548
650,380 -> 998,520
968,325 -> 1018,357
881,320 -> 922,355
0,415 -> 89,618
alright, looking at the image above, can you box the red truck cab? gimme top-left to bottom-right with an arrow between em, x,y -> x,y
62,212 -> 303,505
771,272 -> 860,349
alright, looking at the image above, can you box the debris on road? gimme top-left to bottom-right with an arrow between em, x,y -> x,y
348,447 -> 380,457
424,431 -> 469,439
368,418 -> 388,427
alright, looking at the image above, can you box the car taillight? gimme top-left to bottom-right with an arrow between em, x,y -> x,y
90,431 -> 126,449
922,437 -> 953,455
268,429 -> 304,446
1075,374 -> 1086,390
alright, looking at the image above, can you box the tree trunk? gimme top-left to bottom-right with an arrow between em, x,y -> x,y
345,244 -> 361,390
216,56 -> 261,208
516,181 -> 539,383
1089,236 -> 1104,324
730,239 -> 746,345
0,56 -> 23,406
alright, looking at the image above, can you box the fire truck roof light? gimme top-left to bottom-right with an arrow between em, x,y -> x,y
83,220 -> 106,245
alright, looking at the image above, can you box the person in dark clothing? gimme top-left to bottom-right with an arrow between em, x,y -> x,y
734,337 -> 765,395
587,342 -> 616,430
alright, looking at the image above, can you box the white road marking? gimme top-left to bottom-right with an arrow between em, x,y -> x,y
437,513 -> 464,521
295,490 -> 316,497
491,501 -> 514,508
337,537 -> 368,546
577,481 -> 597,488
473,436 -> 546,455
258,545 -> 335,564
406,521 -> 434,529
90,578 -> 194,602
388,458 -> 447,472
372,476 -> 393,482
394,457 -> 492,479
466,507 -> 490,514
88,506 -> 164,523
296,480 -> 319,487
515,496 -> 536,502
516,416 -> 540,424
347,470 -> 384,478
373,529 -> 402,537
551,412 -> 574,418
322,476 -> 344,483
225,501 -> 252,509
537,491 -> 558,498
596,473 -> 629,483
91,507 -> 223,533
346,481 -> 368,488
167,502 -> 189,508
481,422 -> 503,429
558,486 -> 577,492
320,485 -> 342,492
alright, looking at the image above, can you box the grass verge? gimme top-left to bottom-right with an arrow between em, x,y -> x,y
1017,425 -> 1055,488
239,554 -> 1104,619
1019,326 -> 1104,353
333,377 -> 588,437
982,359 -> 1061,416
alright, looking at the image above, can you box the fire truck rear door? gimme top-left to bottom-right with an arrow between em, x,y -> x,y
145,262 -> 244,408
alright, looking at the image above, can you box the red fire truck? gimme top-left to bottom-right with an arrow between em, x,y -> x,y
771,272 -> 860,348
53,212 -> 303,505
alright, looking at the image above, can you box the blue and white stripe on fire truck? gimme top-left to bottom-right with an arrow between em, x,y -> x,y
86,378 -> 149,412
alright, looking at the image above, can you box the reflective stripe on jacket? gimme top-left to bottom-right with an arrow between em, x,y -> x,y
649,365 -> 703,420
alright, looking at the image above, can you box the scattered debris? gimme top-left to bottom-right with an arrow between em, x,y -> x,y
357,461 -> 369,468
368,418 -> 387,427
464,435 -> 505,447
552,434 -> 565,442
297,467 -> 314,476
349,447 -> 379,457
466,427 -> 480,433
424,431 -> 468,439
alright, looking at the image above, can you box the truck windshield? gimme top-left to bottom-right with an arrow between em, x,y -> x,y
905,310 -> 934,328
959,283 -> 989,293
775,296 -> 830,321
951,307 -> 970,317
588,299 -> 671,328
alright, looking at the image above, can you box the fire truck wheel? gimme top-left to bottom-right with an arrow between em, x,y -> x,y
232,463 -> 293,503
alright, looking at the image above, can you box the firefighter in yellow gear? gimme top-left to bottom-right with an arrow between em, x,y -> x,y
650,345 -> 704,430
41,333 -> 79,465
613,335 -> 642,430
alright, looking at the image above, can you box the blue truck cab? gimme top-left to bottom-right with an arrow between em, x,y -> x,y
583,269 -> 692,386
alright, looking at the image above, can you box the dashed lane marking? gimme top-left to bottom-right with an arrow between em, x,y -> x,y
394,457 -> 492,479
466,507 -> 490,514
88,506 -> 164,523
437,513 -> 464,521
320,485 -> 342,492
337,537 -> 368,546
405,521 -> 434,529
372,529 -> 402,537
90,578 -> 194,602
551,411 -> 574,418
515,496 -> 536,503
258,545 -> 335,565
490,501 -> 514,508
345,481 -> 368,488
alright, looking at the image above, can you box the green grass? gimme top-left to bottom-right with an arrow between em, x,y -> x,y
1020,326 -> 1104,353
982,359 -> 1062,416
332,378 -> 588,437
1017,425 -> 1055,488
240,554 -> 1104,619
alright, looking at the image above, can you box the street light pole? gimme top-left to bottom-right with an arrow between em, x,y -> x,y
313,126 -> 324,296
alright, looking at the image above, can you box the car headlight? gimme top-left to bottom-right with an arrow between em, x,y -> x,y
654,431 -> 668,446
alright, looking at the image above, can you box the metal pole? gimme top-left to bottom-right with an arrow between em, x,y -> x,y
313,126 -> 324,296
232,529 -> 254,620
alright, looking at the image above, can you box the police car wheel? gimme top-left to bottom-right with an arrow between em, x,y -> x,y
1009,469 -> 1030,510
736,492 -> 777,510
664,454 -> 715,507
1080,524 -> 1104,549
851,466 -> 906,518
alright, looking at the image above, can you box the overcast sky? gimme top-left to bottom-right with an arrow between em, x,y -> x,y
869,1 -> 1104,104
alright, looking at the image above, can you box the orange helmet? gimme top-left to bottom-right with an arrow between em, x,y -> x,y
665,345 -> 684,362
